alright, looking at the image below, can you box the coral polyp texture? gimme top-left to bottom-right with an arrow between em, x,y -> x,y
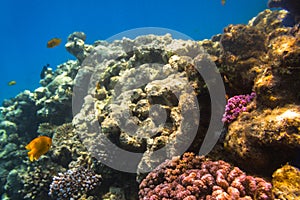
222,92 -> 256,124
48,167 -> 102,199
272,164 -> 300,199
139,152 -> 274,200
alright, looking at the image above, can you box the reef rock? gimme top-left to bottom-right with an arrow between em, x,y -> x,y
219,9 -> 300,175
268,0 -> 300,26
224,105 -> 300,174
65,31 -> 94,63
72,33 -> 221,174
272,164 -> 300,199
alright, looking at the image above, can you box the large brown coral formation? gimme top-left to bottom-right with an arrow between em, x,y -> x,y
255,31 -> 300,108
224,105 -> 300,173
219,24 -> 266,94
221,9 -> 300,175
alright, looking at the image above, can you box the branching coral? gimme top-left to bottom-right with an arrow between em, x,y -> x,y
222,92 -> 256,124
139,152 -> 273,200
49,167 -> 102,199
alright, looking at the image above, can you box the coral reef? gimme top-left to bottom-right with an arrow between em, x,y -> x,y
72,33 -> 218,174
139,152 -> 273,200
65,31 -> 94,63
1,60 -> 79,134
222,92 -> 256,124
48,167 -> 102,199
268,0 -> 300,26
218,9 -> 300,175
224,102 -> 300,174
0,6 -> 300,200
0,60 -> 79,199
20,160 -> 65,199
272,164 -> 300,199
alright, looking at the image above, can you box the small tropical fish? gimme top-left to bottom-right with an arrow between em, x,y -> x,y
47,38 -> 61,48
8,80 -> 16,86
221,0 -> 226,5
40,64 -> 50,79
25,136 -> 52,161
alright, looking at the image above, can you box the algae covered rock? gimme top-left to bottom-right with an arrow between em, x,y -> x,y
272,164 -> 300,199
268,0 -> 300,26
224,104 -> 300,173
218,9 -> 300,174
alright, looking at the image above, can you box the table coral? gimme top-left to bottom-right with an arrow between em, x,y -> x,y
139,152 -> 274,200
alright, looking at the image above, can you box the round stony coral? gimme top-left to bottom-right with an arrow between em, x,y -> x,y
139,152 -> 274,200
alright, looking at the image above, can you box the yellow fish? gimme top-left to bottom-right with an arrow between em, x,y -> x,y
25,136 -> 52,161
8,80 -> 16,86
47,38 -> 61,48
221,0 -> 226,5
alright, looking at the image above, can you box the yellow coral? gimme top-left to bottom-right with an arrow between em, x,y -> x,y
272,164 -> 300,199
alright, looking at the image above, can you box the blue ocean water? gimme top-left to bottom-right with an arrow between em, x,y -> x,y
0,0 -> 267,104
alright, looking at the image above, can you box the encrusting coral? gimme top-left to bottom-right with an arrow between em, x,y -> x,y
139,152 -> 274,200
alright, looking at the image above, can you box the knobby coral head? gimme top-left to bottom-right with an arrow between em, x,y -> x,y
49,167 -> 102,199
139,152 -> 274,200
222,92 -> 256,124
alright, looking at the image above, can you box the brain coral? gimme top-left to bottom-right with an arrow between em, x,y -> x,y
139,152 -> 273,200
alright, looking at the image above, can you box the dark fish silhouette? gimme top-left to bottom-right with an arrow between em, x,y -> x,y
40,64 -> 50,79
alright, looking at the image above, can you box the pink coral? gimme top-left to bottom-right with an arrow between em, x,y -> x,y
222,92 -> 256,124
139,153 -> 273,200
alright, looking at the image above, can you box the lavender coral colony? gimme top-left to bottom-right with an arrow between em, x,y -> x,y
48,167 -> 102,199
139,153 -> 273,200
222,92 -> 256,124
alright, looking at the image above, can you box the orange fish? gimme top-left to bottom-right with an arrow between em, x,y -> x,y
221,0 -> 226,5
47,38 -> 61,48
25,136 -> 52,161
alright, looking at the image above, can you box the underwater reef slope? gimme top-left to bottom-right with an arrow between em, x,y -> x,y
0,8 -> 299,200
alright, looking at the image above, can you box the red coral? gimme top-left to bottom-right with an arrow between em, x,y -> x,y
139,153 -> 274,200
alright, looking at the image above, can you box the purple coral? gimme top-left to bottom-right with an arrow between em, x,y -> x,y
139,152 -> 273,200
48,167 -> 102,199
222,92 -> 256,124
